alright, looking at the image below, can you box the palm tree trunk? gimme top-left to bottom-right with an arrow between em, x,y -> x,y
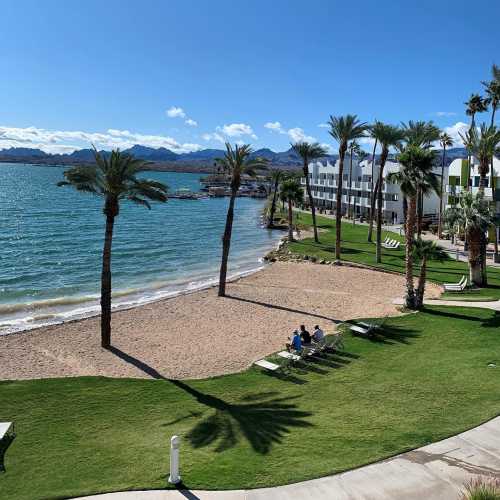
303,161 -> 319,243
367,179 -> 379,243
335,149 -> 346,260
367,139 -> 378,242
405,195 -> 417,309
218,188 -> 237,297
491,107 -> 499,262
267,177 -> 279,228
416,188 -> 423,237
347,149 -> 353,219
101,200 -> 116,349
375,148 -> 388,264
468,227 -> 484,286
287,199 -> 294,242
416,258 -> 427,309
438,145 -> 446,239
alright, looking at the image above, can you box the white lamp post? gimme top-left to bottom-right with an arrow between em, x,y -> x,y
168,435 -> 181,484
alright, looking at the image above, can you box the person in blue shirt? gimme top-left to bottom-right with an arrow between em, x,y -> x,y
288,330 -> 302,353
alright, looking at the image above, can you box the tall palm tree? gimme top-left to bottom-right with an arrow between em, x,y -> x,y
416,171 -> 441,237
346,140 -> 359,219
388,145 -> 436,309
217,143 -> 267,297
353,147 -> 369,225
291,142 -> 327,243
472,124 -> 500,192
401,120 -> 441,149
438,132 -> 454,238
370,122 -> 404,263
328,114 -> 368,260
459,127 -> 476,192
465,93 -> 489,187
279,178 -> 304,242
58,148 -> 168,348
367,130 -> 379,242
413,239 -> 448,309
266,168 -> 285,228
455,192 -> 494,286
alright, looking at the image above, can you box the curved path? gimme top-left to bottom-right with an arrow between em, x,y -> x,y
77,416 -> 500,500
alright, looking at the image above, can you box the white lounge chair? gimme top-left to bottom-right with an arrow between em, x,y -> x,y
350,325 -> 371,336
254,359 -> 280,371
443,276 -> 467,292
277,351 -> 301,361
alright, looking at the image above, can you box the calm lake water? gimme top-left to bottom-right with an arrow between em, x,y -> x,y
0,164 -> 281,333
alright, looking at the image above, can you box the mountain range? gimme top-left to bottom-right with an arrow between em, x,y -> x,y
0,145 -> 470,172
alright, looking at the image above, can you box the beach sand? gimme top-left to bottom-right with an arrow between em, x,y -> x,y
0,262 -> 440,381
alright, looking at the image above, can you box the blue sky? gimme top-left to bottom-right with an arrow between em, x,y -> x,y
1,0 -> 499,154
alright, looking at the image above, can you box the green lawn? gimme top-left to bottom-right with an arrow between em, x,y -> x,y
290,211 -> 500,300
2,307 -> 500,499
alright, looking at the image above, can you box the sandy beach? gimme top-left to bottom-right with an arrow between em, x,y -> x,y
0,262 -> 440,381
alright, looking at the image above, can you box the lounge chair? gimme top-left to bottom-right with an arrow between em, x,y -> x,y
0,422 -> 15,473
254,359 -> 281,371
443,276 -> 467,292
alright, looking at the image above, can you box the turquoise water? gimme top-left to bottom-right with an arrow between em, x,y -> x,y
0,164 -> 281,333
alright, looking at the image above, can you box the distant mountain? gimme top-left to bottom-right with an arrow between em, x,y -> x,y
0,143 -> 471,172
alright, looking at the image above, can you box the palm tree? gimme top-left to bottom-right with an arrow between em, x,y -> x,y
401,120 -> 441,149
328,114 -> 368,260
465,93 -> 489,187
266,168 -> 285,228
370,122 -> 404,263
58,148 -> 168,348
413,239 -> 448,309
416,171 -> 441,237
388,145 -> 436,309
353,147 -> 369,225
217,143 -> 267,297
367,130 -> 379,242
455,192 -> 494,286
346,140 -> 359,219
483,70 -> 500,127
291,142 -> 327,243
279,178 -> 304,242
472,124 -> 500,192
438,132 -> 454,238
459,127 -> 476,192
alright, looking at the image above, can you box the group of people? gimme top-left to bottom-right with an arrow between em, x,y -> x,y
288,324 -> 324,353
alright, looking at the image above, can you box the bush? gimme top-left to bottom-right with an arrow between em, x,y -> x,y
460,477 -> 500,500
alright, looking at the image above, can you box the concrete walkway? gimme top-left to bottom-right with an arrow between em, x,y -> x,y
393,297 -> 500,310
77,416 -> 500,500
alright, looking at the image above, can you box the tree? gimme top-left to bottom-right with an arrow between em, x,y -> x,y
266,168 -> 285,228
279,178 -> 304,242
471,124 -> 500,191
217,143 -> 267,297
413,239 -> 448,309
459,127 -> 476,192
369,122 -> 404,263
455,192 -> 494,286
346,140 -> 360,219
465,93 -> 489,187
388,146 -> 436,309
482,66 -> 500,127
353,147 -> 369,225
401,120 -> 441,149
58,148 -> 168,348
328,114 -> 368,260
367,129 -> 379,242
291,142 -> 327,243
438,132 -> 454,238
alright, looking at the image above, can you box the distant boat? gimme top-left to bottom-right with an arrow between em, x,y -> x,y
170,188 -> 207,199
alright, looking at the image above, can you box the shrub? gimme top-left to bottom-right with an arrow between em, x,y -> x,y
460,477 -> 500,500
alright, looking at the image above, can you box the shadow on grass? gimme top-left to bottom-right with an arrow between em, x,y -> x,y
108,347 -> 313,454
423,307 -> 500,327
171,381 -> 313,454
345,323 -> 420,345
0,434 -> 15,472
224,295 -> 342,323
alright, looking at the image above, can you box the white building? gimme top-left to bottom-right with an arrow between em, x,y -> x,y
445,156 -> 500,212
302,157 -> 441,224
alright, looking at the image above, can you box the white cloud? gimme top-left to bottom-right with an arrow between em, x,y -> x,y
434,111 -> 457,117
442,121 -> 470,146
0,125 -> 204,154
166,106 -> 186,118
185,118 -> 198,127
318,123 -> 329,128
320,143 -> 334,154
287,127 -> 317,144
202,132 -> 225,144
217,123 -> 257,140
264,121 -> 285,133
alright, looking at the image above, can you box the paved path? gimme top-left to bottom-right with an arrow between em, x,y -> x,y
77,416 -> 500,500
393,297 -> 500,310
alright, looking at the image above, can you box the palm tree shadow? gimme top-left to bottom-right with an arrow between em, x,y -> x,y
107,347 -> 314,454
224,294 -> 342,323
347,323 -> 420,345
422,307 -> 499,326
171,380 -> 313,454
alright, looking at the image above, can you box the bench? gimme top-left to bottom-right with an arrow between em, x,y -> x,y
277,351 -> 301,361
254,359 -> 280,371
0,422 -> 15,473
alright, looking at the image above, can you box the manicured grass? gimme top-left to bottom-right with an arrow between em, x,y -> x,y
2,307 -> 500,499
290,211 -> 500,300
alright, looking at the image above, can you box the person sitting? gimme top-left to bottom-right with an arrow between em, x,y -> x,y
287,330 -> 302,353
313,325 -> 324,343
299,324 -> 311,345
